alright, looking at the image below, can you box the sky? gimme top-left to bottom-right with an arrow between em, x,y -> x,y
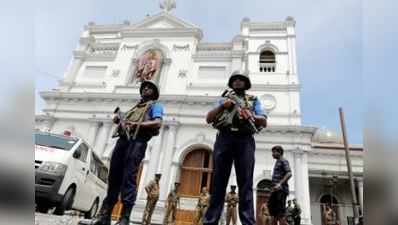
28,0 -> 395,145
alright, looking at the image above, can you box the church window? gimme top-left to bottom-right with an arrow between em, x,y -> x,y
259,50 -> 276,72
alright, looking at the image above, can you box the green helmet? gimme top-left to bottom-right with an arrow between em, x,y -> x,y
140,80 -> 160,100
228,70 -> 251,90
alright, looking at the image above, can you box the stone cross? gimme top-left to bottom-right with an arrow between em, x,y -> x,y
160,0 -> 176,13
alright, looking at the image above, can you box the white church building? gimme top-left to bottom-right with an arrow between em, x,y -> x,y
35,3 -> 363,225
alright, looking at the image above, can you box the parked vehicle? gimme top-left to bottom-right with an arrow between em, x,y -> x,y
35,131 -> 108,218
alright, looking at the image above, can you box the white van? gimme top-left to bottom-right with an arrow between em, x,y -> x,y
35,131 -> 108,218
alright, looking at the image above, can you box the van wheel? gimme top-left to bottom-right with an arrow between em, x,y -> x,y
54,187 -> 75,216
84,198 -> 99,219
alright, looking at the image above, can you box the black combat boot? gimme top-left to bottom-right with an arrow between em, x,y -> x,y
117,205 -> 132,225
86,204 -> 112,225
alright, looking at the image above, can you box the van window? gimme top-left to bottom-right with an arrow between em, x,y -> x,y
76,143 -> 89,163
90,152 -> 98,175
35,132 -> 77,151
90,152 -> 108,184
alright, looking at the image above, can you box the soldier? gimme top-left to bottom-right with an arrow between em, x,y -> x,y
204,70 -> 267,225
83,80 -> 164,225
142,173 -> 162,225
292,199 -> 301,225
268,146 -> 292,225
259,203 -> 271,225
225,185 -> 238,225
286,200 -> 294,225
323,205 -> 335,225
163,182 -> 180,225
194,187 -> 211,225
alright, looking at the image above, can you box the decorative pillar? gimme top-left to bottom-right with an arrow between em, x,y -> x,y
87,119 -> 102,147
159,122 -> 179,200
94,121 -> 113,156
137,126 -> 166,200
294,149 -> 312,225
356,178 -> 364,215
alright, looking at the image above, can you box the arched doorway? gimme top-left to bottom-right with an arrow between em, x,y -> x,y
320,194 -> 340,225
256,179 -> 273,225
179,148 -> 213,196
176,148 -> 213,225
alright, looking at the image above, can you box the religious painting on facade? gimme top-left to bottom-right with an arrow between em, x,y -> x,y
134,49 -> 162,83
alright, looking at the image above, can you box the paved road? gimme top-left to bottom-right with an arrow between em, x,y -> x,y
35,212 -> 82,225
34,212 -> 142,225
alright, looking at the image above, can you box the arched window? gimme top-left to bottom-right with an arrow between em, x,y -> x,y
259,50 -> 276,72
179,149 -> 213,197
320,194 -> 340,225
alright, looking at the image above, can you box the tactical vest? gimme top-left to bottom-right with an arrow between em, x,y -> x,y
213,94 -> 260,135
123,100 -> 160,139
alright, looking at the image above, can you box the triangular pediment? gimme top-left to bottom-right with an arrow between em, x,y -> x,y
131,12 -> 200,29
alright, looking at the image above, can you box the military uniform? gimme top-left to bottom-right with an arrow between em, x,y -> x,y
194,188 -> 211,225
259,203 -> 271,225
84,81 -> 163,225
225,186 -> 238,225
292,200 -> 301,225
286,201 -> 295,225
203,71 -> 267,225
142,174 -> 161,225
163,183 -> 180,225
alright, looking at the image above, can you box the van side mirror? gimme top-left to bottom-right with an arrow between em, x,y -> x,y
73,149 -> 81,159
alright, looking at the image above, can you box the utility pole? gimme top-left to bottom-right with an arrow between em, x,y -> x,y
338,108 -> 360,225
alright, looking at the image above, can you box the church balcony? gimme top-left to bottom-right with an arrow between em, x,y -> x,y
259,62 -> 276,72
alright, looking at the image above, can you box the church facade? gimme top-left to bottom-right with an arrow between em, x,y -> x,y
35,7 -> 363,225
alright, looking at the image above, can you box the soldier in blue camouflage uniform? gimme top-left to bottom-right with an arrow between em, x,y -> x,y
203,71 -> 268,225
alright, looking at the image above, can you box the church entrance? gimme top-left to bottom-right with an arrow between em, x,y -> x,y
176,148 -> 213,225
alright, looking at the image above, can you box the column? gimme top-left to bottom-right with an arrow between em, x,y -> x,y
294,149 -> 312,225
87,120 -> 102,147
93,121 -> 112,157
286,36 -> 293,74
64,58 -> 83,85
291,37 -> 297,74
159,122 -> 179,200
137,126 -> 166,200
356,178 -> 363,215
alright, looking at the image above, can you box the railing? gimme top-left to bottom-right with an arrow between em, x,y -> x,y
259,62 -> 276,72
